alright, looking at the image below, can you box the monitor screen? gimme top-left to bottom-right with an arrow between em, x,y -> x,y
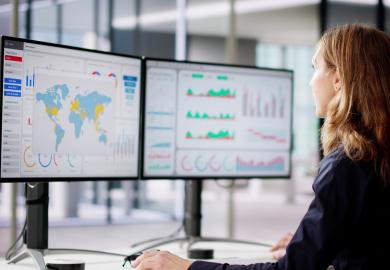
1,37 -> 141,180
143,59 -> 293,179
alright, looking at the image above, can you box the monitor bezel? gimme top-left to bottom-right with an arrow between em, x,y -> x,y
0,35 -> 143,182
141,57 -> 294,180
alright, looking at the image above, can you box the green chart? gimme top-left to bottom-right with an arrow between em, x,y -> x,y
186,88 -> 236,98
185,130 -> 235,140
186,111 -> 235,120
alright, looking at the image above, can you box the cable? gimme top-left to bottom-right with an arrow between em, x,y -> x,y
5,219 -> 27,260
47,248 -> 128,257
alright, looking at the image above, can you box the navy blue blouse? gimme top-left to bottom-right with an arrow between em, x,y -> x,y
189,148 -> 390,270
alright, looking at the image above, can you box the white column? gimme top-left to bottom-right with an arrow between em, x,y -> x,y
12,0 -> 19,36
225,0 -> 237,238
50,182 -> 81,219
226,0 -> 237,64
50,182 -> 68,219
174,0 -> 187,220
175,0 -> 187,61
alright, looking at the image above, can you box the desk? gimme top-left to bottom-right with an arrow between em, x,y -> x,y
0,242 -> 274,270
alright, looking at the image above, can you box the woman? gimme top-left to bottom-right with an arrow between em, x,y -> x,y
132,24 -> 390,270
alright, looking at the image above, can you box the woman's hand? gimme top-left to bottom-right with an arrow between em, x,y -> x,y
270,232 -> 293,260
132,250 -> 193,270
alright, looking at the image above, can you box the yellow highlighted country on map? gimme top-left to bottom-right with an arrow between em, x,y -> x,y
70,99 -> 80,111
46,107 -> 59,116
94,104 -> 104,130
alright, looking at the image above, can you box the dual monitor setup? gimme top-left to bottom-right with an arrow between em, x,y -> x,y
0,36 -> 293,269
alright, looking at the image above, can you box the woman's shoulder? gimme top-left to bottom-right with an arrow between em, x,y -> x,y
318,147 -> 352,175
314,147 -> 373,192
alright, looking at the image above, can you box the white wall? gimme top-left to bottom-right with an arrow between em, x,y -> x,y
188,35 -> 257,65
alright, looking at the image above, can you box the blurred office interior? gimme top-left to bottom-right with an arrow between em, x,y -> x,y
0,0 -> 389,256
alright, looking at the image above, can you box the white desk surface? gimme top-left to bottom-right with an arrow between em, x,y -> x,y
0,241 -> 274,269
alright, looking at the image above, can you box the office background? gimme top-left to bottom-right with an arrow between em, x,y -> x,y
0,0 -> 389,256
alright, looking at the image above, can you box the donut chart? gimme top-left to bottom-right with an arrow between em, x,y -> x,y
53,154 -> 63,166
181,155 -> 193,172
67,154 -> 77,168
23,146 -> 36,168
38,154 -> 52,168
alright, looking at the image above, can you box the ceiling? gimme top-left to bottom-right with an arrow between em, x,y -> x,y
1,0 -> 385,46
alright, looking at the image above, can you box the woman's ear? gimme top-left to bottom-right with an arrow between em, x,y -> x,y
333,69 -> 341,91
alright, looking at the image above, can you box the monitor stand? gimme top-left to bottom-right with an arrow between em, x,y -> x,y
7,182 -> 126,270
7,182 -> 49,270
131,180 -> 271,259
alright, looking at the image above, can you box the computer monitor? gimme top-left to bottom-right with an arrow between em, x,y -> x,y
1,36 -> 142,181
142,58 -> 293,179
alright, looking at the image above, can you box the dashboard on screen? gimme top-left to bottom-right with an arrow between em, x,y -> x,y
143,59 -> 293,178
1,37 -> 141,179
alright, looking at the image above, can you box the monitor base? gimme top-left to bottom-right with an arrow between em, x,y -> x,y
7,245 -> 128,270
8,246 -> 47,270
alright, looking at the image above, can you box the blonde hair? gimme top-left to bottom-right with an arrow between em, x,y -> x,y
320,24 -> 390,185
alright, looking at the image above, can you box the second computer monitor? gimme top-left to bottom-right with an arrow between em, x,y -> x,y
143,59 -> 293,179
